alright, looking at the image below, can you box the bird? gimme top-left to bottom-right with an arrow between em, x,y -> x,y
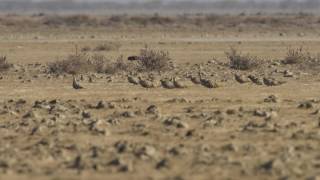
139,77 -> 154,88
190,76 -> 201,84
263,77 -> 286,86
199,71 -> 218,89
127,75 -> 139,85
173,77 -> 187,88
72,75 -> 84,89
160,78 -> 175,89
235,74 -> 249,84
248,75 -> 263,85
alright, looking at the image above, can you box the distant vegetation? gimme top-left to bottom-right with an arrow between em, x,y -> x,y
0,13 -> 318,30
0,0 -> 319,13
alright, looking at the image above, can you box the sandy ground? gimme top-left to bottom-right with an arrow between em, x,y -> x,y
0,21 -> 320,180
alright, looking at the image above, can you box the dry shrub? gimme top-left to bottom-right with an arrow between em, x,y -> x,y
282,47 -> 312,65
137,46 -> 172,72
94,42 -> 121,51
48,52 -> 134,75
105,56 -> 134,74
48,53 -> 111,74
0,56 -> 11,72
48,46 -> 173,75
226,48 -> 260,70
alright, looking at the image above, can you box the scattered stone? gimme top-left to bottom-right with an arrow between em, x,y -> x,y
265,111 -> 278,120
298,101 -> 313,109
93,120 -> 110,135
156,159 -> 169,169
264,95 -> 280,103
163,117 -> 189,129
82,111 -> 91,118
96,101 -> 106,109
121,111 -> 135,118
254,110 -> 267,117
284,70 -> 294,77
146,105 -> 159,114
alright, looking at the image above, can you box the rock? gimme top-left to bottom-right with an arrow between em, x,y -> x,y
114,141 -> 129,153
96,101 -> 106,109
298,101 -> 313,109
221,143 -> 238,152
265,111 -> 278,120
264,95 -> 280,103
163,117 -> 189,129
146,105 -> 159,114
93,120 -> 110,135
135,145 -> 157,159
156,159 -> 169,169
121,111 -> 135,118
226,109 -> 237,115
284,70 -> 294,77
23,110 -> 39,119
306,176 -> 320,180
254,110 -> 267,117
82,111 -> 91,118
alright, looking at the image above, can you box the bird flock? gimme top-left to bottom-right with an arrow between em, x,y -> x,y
72,73 -> 220,90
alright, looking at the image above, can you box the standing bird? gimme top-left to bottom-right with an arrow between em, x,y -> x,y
173,77 -> 187,88
139,77 -> 154,88
248,75 -> 263,85
190,76 -> 201,85
160,78 -> 175,89
127,75 -> 140,85
199,71 -> 218,89
235,74 -> 249,84
73,75 -> 84,89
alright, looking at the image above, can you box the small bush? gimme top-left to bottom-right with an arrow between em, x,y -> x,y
226,48 -> 260,70
137,46 -> 172,72
0,56 -> 11,72
105,56 -> 133,74
94,42 -> 121,51
48,53 -> 112,75
282,47 -> 311,64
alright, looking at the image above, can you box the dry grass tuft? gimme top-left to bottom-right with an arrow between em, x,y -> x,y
226,48 -> 260,70
282,47 -> 312,65
0,56 -> 12,72
48,46 -> 173,75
